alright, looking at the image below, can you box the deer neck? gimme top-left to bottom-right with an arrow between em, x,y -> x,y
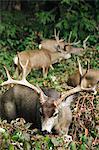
50,52 -> 62,64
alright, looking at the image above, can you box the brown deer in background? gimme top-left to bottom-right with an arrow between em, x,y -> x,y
67,60 -> 99,93
39,29 -> 65,52
39,30 -> 89,55
0,59 -> 95,141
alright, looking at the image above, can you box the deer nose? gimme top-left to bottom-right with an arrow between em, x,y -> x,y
42,130 -> 50,135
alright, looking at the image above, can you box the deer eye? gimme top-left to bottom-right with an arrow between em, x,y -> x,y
53,112 -> 59,117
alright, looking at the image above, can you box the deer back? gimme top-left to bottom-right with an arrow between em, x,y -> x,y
18,50 -> 51,68
40,39 -> 65,52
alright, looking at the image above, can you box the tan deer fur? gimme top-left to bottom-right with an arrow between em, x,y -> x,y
64,45 -> 84,54
39,39 -> 65,52
67,69 -> 99,89
14,49 -> 70,77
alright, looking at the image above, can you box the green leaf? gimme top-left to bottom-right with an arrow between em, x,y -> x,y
81,135 -> 87,143
81,143 -> 86,150
70,141 -> 77,150
9,144 -> 14,150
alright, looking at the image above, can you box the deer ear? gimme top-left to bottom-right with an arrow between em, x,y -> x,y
39,91 -> 48,105
53,101 -> 58,107
36,85 -> 48,104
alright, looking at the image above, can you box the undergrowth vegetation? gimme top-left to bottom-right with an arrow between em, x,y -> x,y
0,0 -> 99,149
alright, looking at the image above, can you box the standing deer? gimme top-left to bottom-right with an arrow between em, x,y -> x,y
13,48 -> 70,77
0,59 -> 95,141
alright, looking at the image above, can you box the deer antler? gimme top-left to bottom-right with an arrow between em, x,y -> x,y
1,60 -> 40,94
65,31 -> 81,46
54,29 -> 64,45
54,86 -> 81,106
56,84 -> 95,106
78,58 -> 89,81
83,35 -> 90,49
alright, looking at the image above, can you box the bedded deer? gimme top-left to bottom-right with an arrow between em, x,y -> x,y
0,59 -> 95,141
67,60 -> 99,93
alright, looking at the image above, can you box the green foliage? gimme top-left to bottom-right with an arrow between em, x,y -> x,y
0,11 -> 37,51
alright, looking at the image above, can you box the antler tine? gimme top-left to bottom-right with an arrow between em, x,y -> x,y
68,31 -> 72,43
67,32 -> 81,46
4,66 -> 12,80
83,35 -> 90,49
72,40 -> 81,45
82,61 -> 89,79
1,65 -> 40,94
1,66 -> 13,86
57,30 -> 60,39
54,28 -> 57,38
54,28 -> 59,43
55,86 -> 82,106
77,58 -> 83,76
54,28 -> 64,44
73,36 -> 77,43
19,59 -> 29,80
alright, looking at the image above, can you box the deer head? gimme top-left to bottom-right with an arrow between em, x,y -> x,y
39,29 -> 65,52
64,31 -> 89,54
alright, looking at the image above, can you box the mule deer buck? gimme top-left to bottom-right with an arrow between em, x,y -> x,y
67,60 -> 99,93
39,30 -> 89,55
13,46 -> 70,77
39,29 -> 65,52
0,59 -> 95,141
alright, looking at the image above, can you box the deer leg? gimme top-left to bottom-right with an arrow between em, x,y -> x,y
45,67 -> 48,77
42,67 -> 47,77
50,65 -> 54,70
13,64 -> 20,78
62,125 -> 72,143
42,67 -> 45,75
